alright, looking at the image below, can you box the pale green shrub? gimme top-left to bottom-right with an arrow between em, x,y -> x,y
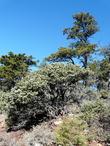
55,117 -> 88,146
0,91 -> 10,113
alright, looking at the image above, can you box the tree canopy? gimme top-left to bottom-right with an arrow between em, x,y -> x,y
46,12 -> 98,69
0,52 -> 36,90
45,47 -> 76,64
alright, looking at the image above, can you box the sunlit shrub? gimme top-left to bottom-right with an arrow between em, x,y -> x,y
55,117 -> 88,146
0,91 -> 10,113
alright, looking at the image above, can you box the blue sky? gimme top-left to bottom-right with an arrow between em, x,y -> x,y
0,0 -> 110,62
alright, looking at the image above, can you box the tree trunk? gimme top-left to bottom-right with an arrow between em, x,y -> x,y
84,55 -> 88,69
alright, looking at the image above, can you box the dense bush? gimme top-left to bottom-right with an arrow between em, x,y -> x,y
55,98 -> 110,145
81,99 -> 110,142
55,117 -> 88,146
5,63 -> 91,130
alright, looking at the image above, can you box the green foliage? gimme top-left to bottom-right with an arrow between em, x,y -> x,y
46,13 -> 98,69
56,99 -> 110,146
95,46 -> 110,90
81,100 -> 105,123
45,47 -> 76,64
0,52 -> 36,90
64,12 -> 98,68
99,59 -> 110,81
97,57 -> 110,91
89,57 -> 110,90
64,12 -> 98,41
97,59 -> 110,90
5,63 -> 91,130
76,44 -> 96,57
81,99 -> 110,142
55,117 -> 88,146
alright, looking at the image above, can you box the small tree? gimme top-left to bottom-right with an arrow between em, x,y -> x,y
64,12 -> 98,68
46,12 -> 98,69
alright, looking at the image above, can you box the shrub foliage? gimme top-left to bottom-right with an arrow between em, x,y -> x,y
5,63 -> 91,130
55,117 -> 88,146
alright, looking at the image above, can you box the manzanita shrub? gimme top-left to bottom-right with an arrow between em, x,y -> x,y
5,63 -> 92,130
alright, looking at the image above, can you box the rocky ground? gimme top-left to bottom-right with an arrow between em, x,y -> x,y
0,114 -> 25,146
0,114 -> 60,146
0,114 -> 105,146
